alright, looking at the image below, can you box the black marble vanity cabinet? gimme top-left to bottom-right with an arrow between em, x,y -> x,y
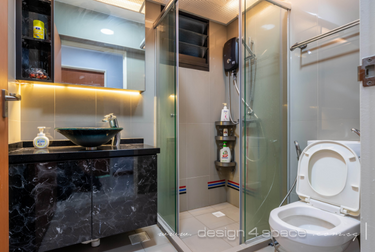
92,156 -> 157,238
9,160 -> 92,252
9,144 -> 158,252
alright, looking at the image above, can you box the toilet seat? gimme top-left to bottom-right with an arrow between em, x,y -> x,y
269,202 -> 360,249
296,141 -> 361,216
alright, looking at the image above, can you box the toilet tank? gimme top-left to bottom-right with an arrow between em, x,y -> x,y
307,140 -> 361,158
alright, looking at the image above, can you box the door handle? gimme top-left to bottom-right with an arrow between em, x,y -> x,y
2,89 -> 22,118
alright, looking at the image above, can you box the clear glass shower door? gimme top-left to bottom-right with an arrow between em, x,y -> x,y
242,0 -> 288,241
155,2 -> 178,232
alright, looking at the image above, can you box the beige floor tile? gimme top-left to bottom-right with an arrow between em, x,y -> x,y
180,217 -> 207,238
105,245 -> 145,252
255,246 -> 277,252
143,242 -> 177,252
211,202 -> 233,211
136,225 -> 169,248
214,222 -> 241,247
183,234 -> 233,252
180,211 -> 193,219
188,206 -> 216,216
49,230 -> 144,252
195,212 -> 235,229
221,206 -> 240,222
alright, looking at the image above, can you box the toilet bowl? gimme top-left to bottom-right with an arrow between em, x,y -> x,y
269,141 -> 361,252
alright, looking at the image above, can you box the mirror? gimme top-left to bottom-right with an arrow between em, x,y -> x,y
54,0 -> 145,91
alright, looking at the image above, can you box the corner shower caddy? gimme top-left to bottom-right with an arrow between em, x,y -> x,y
215,121 -> 236,170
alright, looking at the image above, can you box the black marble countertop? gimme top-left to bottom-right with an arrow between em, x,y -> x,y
9,139 -> 160,164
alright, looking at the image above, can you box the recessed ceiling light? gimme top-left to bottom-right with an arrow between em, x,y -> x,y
101,28 -> 114,35
262,24 -> 275,30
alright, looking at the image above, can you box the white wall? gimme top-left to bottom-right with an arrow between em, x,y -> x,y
359,0 -> 375,250
288,0 -> 360,202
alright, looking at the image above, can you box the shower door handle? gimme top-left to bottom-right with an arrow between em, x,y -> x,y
2,89 -> 22,118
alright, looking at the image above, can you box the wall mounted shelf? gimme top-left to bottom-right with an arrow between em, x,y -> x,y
215,121 -> 237,170
16,0 -> 54,82
215,161 -> 236,168
215,136 -> 236,141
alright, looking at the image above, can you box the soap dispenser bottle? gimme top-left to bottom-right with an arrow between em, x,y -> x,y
221,103 -> 230,121
33,127 -> 50,149
220,141 -> 231,163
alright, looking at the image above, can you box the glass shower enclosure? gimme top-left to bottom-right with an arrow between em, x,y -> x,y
241,0 -> 289,243
154,1 -> 178,233
153,0 -> 290,245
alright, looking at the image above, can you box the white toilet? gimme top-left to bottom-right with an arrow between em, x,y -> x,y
269,140 -> 361,252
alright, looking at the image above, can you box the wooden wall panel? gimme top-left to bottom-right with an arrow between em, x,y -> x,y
54,25 -> 62,83
0,0 -> 9,251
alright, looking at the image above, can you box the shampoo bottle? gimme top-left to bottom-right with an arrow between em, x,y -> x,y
33,127 -> 50,149
221,103 -> 230,121
220,141 -> 231,163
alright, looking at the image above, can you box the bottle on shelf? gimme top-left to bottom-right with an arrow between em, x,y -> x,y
220,141 -> 231,163
221,103 -> 230,121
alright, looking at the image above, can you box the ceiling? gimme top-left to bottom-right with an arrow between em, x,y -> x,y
56,0 -> 145,23
151,0 -> 253,25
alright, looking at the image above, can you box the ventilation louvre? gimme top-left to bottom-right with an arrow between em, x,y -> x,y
179,13 -> 209,71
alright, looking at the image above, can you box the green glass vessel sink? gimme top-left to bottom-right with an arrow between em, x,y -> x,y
55,127 -> 123,148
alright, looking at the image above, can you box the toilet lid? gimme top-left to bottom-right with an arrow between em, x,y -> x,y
296,140 -> 361,216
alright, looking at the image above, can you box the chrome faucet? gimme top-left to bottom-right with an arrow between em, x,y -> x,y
351,128 -> 360,137
102,113 -> 121,148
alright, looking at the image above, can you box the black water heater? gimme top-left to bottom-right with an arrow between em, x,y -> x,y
223,37 -> 239,72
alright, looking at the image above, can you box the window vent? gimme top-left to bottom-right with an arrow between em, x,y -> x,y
179,13 -> 209,71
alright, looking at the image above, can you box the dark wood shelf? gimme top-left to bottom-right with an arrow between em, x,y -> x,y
215,161 -> 236,168
22,36 -> 51,44
16,0 -> 54,82
17,77 -> 52,83
215,121 -> 238,126
215,136 -> 236,141
22,0 -> 52,16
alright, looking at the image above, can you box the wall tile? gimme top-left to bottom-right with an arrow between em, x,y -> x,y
179,68 -> 210,124
209,187 -> 227,206
179,123 -> 187,180
317,119 -> 360,141
54,88 -> 96,139
21,121 -> 55,141
186,123 -> 210,178
226,187 -> 239,208
21,85 -> 55,122
179,179 -> 187,212
96,91 -> 131,121
130,88 -> 154,124
8,120 -> 20,143
131,122 -> 154,145
316,28 -> 360,122
187,176 -> 209,210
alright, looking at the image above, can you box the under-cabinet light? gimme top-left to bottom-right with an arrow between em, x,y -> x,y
33,84 -> 64,88
67,86 -> 140,95
31,84 -> 140,95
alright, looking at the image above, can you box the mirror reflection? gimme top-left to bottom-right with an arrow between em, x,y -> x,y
54,0 -> 145,90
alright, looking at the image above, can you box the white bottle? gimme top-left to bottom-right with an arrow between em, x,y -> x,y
33,127 -> 50,149
223,128 -> 228,136
221,103 -> 230,121
220,142 -> 231,163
